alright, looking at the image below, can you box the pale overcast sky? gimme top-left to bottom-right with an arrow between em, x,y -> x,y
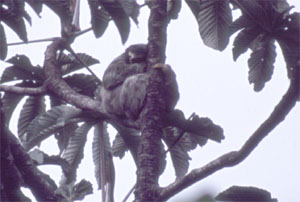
1,1 -> 300,201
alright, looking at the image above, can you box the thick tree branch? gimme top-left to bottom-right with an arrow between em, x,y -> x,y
0,84 -> 46,95
135,0 -> 169,201
159,75 -> 299,201
8,133 -> 59,201
1,96 -> 31,202
43,38 -> 104,116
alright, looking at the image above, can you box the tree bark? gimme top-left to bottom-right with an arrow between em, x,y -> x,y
135,1 -> 169,201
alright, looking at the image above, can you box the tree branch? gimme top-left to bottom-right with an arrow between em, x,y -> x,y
43,38 -> 105,116
7,37 -> 56,46
135,0 -> 169,201
158,75 -> 299,201
1,96 -> 31,202
8,132 -> 59,201
0,84 -> 46,95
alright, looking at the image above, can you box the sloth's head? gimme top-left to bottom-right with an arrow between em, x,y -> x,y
126,44 -> 148,64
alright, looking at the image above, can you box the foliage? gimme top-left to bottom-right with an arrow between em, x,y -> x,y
0,0 -> 299,202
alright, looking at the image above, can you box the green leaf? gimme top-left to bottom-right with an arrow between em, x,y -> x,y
228,15 -> 251,35
2,81 -> 40,126
187,115 -> 224,143
1,55 -> 44,83
0,23 -> 7,60
197,0 -> 232,51
112,128 -> 140,163
232,28 -> 262,61
119,0 -> 140,24
59,53 -> 100,76
18,96 -> 46,141
0,1 -> 28,42
185,0 -> 200,19
92,122 -> 115,202
163,127 -> 192,178
23,105 -> 83,150
62,122 -> 95,183
55,122 -> 78,155
2,93 -> 24,128
248,37 -> 276,91
98,0 -> 130,44
112,133 -> 127,159
64,73 -> 99,97
88,0 -> 110,38
72,180 -> 93,201
216,186 -> 277,201
25,0 -> 43,16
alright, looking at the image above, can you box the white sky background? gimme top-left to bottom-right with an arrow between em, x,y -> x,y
1,0 -> 300,201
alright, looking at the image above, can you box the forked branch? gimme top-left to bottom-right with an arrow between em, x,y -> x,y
43,38 -> 103,115
159,73 -> 299,201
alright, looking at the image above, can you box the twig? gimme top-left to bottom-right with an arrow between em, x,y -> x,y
163,113 -> 196,156
73,27 -> 93,37
7,37 -> 57,46
66,46 -> 101,84
158,77 -> 299,201
122,184 -> 136,202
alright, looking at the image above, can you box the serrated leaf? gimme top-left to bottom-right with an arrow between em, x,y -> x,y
197,0 -> 232,51
59,53 -> 100,75
248,38 -> 276,91
1,81 -> 40,126
92,122 -> 115,202
0,1 -> 28,42
64,73 -> 99,97
0,23 -> 7,60
23,10 -> 32,25
2,93 -> 24,128
72,179 -> 93,201
112,133 -> 127,159
120,0 -> 140,24
216,186 -> 277,201
23,105 -> 83,150
62,122 -> 95,183
188,133 -> 207,147
55,123 -> 78,155
25,0 -> 43,16
232,28 -> 262,61
187,115 -> 224,143
99,0 -> 130,44
115,128 -> 141,163
228,15 -> 250,35
88,0 -> 110,38
185,0 -> 200,19
18,96 -> 46,141
163,127 -> 192,178
1,55 -> 44,83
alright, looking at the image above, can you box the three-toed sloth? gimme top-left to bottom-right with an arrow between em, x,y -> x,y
98,44 -> 179,128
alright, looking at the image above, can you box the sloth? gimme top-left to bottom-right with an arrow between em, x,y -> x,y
98,44 -> 179,129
